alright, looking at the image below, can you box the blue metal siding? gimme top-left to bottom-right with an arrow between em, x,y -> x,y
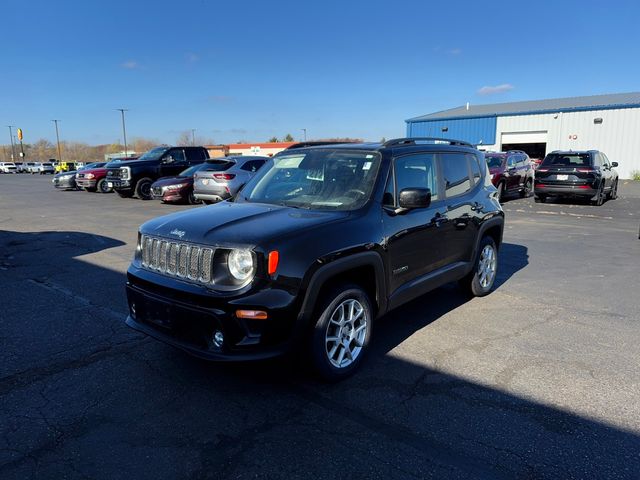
406,116 -> 497,145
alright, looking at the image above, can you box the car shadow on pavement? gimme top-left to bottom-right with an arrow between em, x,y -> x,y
5,232 -> 638,479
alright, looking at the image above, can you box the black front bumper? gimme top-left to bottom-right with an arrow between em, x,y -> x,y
53,178 -> 77,189
125,270 -> 302,361
107,178 -> 132,190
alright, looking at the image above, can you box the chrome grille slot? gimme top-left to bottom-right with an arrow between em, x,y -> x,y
158,241 -> 168,272
138,235 -> 216,286
151,238 -> 160,269
188,247 -> 201,280
200,249 -> 213,283
167,243 -> 178,275
177,245 -> 189,277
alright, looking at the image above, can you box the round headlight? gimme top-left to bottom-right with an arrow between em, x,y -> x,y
227,249 -> 254,282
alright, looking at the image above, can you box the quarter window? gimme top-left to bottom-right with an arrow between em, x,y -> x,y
440,152 -> 471,197
469,154 -> 482,185
394,153 -> 439,201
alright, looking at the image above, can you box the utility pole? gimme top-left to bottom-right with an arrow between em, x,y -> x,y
117,109 -> 128,157
191,129 -> 196,146
301,128 -> 307,142
51,120 -> 62,162
7,126 -> 16,161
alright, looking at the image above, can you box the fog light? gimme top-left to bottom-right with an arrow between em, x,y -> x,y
212,330 -> 224,348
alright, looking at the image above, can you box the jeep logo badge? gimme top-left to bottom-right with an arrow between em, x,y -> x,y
170,229 -> 186,239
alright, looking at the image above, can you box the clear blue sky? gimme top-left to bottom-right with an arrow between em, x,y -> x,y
2,0 -> 640,146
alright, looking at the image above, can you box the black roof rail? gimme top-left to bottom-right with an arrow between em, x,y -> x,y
383,137 -> 473,148
285,141 -> 362,150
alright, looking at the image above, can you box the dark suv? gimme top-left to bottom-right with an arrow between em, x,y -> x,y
125,138 -> 504,380
485,151 -> 534,201
106,146 -> 210,199
534,150 -> 619,205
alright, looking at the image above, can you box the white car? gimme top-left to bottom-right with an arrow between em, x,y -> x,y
0,162 -> 18,173
28,162 -> 55,174
19,162 -> 36,173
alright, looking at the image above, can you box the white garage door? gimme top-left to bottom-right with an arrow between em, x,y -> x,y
501,131 -> 548,144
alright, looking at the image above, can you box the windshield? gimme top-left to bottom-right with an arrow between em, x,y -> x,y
138,146 -> 170,161
541,153 -> 592,167
238,149 -> 381,211
179,164 -> 205,177
82,162 -> 104,169
485,155 -> 504,168
42,163 -> 52,166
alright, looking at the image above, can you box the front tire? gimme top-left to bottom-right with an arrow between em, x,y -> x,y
188,191 -> 201,205
135,177 -> 153,200
97,178 -> 111,193
496,182 -> 505,202
460,236 -> 498,297
310,285 -> 373,382
608,180 -> 618,200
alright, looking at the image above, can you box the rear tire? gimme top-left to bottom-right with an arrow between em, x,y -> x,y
520,179 -> 532,198
310,284 -> 373,382
135,177 -> 153,200
459,236 -> 498,297
188,191 -> 201,205
591,183 -> 605,206
534,195 -> 546,203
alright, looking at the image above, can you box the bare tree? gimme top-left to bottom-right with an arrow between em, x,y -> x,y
175,130 -> 215,146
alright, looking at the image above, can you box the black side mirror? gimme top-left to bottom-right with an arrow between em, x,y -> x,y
399,188 -> 431,210
611,162 -> 619,167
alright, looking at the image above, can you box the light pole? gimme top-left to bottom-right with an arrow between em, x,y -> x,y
117,109 -> 129,157
7,126 -> 16,161
301,128 -> 307,142
191,129 -> 196,146
51,120 -> 62,162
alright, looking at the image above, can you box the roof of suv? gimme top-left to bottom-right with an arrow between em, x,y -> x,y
284,137 -> 478,153
549,150 -> 598,155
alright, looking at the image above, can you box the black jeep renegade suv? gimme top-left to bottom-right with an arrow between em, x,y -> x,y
126,138 -> 504,380
107,146 -> 209,200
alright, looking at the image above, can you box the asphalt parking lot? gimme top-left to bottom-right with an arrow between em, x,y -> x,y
1,174 -> 639,479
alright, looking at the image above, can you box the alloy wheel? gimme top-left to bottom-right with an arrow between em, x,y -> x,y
478,244 -> 497,289
325,298 -> 368,369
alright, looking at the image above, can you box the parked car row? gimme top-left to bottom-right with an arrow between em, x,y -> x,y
483,149 -> 619,206
1,161 -> 55,174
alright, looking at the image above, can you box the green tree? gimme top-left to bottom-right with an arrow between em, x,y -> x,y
268,136 -> 279,143
283,133 -> 294,142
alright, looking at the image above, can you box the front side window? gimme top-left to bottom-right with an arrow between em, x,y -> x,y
239,149 -> 381,211
393,153 -> 439,201
440,152 -> 471,197
167,149 -> 186,163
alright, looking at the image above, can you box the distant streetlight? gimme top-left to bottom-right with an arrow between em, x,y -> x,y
6,126 -> 16,161
301,128 -> 307,141
191,129 -> 196,146
117,109 -> 129,157
51,120 -> 62,162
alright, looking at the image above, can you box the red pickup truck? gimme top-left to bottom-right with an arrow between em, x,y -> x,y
76,158 -> 137,193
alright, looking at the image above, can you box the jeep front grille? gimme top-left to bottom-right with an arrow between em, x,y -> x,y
140,235 -> 216,286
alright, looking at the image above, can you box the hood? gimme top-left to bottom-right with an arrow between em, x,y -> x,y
151,175 -> 191,187
80,168 -> 107,175
108,159 -> 150,169
140,201 -> 350,247
55,170 -> 78,177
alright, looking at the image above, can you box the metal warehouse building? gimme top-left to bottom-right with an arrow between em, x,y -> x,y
406,92 -> 640,179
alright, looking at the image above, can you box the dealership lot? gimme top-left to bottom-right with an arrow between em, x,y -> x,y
1,175 -> 639,479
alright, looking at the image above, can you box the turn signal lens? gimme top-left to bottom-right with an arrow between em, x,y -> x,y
268,251 -> 279,275
236,310 -> 268,320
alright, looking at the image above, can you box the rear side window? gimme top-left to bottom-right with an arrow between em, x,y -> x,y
202,160 -> 235,172
440,152 -> 471,197
241,160 -> 266,172
394,153 -> 439,201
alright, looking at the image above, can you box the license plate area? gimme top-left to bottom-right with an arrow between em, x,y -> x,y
556,174 -> 569,180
